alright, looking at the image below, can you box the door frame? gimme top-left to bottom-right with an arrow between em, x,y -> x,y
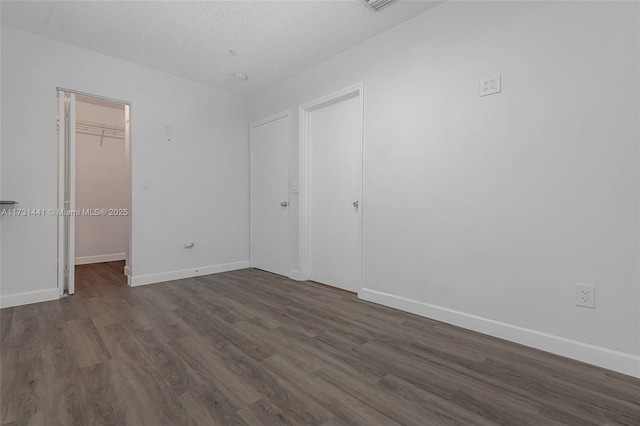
298,83 -> 364,290
57,88 -> 133,294
249,110 -> 292,275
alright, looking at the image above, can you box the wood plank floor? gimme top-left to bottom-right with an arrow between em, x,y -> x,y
1,261 -> 639,425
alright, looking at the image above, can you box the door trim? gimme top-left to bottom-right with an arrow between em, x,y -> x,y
298,83 -> 364,290
251,110 -> 291,129
56,87 -> 132,106
249,110 -> 292,275
57,89 -> 133,294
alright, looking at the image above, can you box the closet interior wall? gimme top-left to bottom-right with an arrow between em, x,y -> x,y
74,99 -> 127,265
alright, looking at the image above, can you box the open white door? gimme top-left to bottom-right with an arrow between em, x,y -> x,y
124,104 -> 132,283
57,90 -> 76,295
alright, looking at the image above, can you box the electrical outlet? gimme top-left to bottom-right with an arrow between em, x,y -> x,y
575,284 -> 595,308
480,74 -> 501,97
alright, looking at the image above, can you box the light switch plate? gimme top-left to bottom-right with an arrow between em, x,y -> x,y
480,74 -> 501,97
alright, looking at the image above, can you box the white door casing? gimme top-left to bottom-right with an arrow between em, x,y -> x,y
58,89 -> 132,295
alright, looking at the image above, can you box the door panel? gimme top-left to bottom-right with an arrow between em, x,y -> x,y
124,105 -> 131,280
308,95 -> 359,292
250,115 -> 290,276
58,90 -> 76,295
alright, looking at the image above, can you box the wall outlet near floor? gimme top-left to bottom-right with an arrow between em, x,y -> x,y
575,283 -> 595,308
480,74 -> 501,97
184,241 -> 195,251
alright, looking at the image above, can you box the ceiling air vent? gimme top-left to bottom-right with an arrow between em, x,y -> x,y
362,0 -> 397,12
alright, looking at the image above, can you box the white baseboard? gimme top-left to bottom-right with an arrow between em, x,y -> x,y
358,288 -> 640,379
0,288 -> 60,309
289,269 -> 300,280
129,260 -> 250,287
75,253 -> 126,265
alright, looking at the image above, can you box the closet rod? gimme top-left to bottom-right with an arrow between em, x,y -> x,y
76,122 -> 125,132
76,126 -> 125,135
76,130 -> 125,141
57,118 -> 125,133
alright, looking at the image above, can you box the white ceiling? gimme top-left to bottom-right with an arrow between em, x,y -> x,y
1,1 -> 443,96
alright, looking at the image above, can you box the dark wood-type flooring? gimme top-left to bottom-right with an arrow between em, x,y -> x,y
1,261 -> 639,425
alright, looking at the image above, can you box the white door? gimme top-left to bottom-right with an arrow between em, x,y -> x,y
308,95 -> 360,292
58,90 -> 76,295
124,104 -> 132,281
250,113 -> 290,276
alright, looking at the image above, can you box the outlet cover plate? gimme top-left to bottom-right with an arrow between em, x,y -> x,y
575,283 -> 595,309
480,74 -> 501,97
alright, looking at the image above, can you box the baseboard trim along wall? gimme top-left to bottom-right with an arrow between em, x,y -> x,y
0,288 -> 60,309
129,260 -> 251,287
75,253 -> 126,265
358,288 -> 640,379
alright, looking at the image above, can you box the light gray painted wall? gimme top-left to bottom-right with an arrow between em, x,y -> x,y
1,0 -> 637,376
1,25 -> 251,298
251,1 -> 640,359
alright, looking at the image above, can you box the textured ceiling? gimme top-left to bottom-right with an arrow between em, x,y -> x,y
0,1 -> 442,96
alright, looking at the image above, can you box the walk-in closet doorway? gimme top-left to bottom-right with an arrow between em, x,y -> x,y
57,89 -> 132,295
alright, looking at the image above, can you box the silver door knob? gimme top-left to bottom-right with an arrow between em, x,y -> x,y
281,201 -> 288,207
353,201 -> 359,208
